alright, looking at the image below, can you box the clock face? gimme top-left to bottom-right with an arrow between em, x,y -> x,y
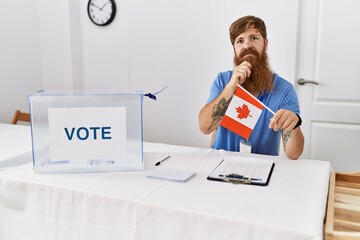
87,0 -> 116,26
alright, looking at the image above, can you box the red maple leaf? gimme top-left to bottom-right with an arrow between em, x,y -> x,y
236,104 -> 252,119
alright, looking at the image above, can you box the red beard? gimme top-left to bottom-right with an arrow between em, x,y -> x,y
234,47 -> 273,94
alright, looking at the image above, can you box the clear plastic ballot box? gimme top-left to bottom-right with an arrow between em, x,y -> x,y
27,90 -> 144,173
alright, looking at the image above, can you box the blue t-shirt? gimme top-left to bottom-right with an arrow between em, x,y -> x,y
206,70 -> 300,156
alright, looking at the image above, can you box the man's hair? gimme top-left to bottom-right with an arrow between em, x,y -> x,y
229,15 -> 267,45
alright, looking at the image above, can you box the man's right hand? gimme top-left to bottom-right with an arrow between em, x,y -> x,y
229,61 -> 252,90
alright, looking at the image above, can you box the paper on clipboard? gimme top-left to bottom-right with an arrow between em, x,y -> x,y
207,157 -> 275,186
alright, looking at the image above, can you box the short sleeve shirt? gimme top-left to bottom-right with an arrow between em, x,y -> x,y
206,70 -> 300,156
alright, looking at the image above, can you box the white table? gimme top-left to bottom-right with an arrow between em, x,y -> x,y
0,123 -> 32,167
0,127 -> 332,240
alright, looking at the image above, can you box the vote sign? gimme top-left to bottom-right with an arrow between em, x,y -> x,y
48,107 -> 127,162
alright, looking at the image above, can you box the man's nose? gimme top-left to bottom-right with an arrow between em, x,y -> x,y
243,40 -> 252,49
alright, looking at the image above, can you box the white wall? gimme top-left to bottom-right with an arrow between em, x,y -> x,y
0,0 -> 42,122
0,0 -> 299,148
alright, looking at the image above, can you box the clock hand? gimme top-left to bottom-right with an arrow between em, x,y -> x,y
90,2 -> 101,10
100,2 -> 109,11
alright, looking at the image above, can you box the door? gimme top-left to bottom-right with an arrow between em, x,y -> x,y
297,0 -> 360,171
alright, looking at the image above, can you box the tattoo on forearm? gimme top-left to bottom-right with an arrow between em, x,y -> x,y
207,97 -> 232,131
282,131 -> 292,152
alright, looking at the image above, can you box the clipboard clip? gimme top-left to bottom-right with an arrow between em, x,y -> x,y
222,173 -> 262,185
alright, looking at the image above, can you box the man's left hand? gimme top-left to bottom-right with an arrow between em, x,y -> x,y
269,109 -> 299,133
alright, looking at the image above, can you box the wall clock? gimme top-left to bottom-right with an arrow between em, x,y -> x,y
87,0 -> 116,26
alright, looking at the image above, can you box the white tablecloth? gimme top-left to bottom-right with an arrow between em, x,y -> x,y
0,133 -> 332,240
0,123 -> 32,167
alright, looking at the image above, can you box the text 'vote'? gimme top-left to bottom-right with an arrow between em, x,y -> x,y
64,127 -> 112,140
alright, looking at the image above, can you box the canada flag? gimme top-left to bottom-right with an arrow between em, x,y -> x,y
220,84 -> 265,140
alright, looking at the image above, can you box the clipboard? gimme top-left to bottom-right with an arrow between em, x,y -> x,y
207,157 -> 275,186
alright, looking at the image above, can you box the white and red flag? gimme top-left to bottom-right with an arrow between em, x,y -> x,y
221,84 -> 275,140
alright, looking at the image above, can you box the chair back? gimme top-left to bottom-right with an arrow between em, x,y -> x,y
210,128 -> 217,148
11,110 -> 30,124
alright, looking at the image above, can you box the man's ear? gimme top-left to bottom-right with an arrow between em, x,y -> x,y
264,38 -> 268,50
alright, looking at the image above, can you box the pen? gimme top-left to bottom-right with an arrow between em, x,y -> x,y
219,174 -> 262,181
155,155 -> 171,166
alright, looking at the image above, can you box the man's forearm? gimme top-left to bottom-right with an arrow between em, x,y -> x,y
283,128 -> 304,160
199,87 -> 235,134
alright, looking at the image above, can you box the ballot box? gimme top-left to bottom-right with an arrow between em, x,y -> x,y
27,90 -> 144,173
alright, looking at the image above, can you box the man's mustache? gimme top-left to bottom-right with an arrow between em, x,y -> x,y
239,48 -> 259,59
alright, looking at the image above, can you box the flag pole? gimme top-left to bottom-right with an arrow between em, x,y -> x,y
236,84 -> 276,115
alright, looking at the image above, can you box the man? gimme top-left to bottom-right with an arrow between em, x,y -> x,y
199,15 -> 304,160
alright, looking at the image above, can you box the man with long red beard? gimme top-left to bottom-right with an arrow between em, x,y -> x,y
199,15 -> 304,160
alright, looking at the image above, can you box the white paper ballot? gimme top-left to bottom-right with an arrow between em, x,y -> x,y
147,168 -> 196,182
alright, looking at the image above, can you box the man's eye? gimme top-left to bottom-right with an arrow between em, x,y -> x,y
237,39 -> 244,44
251,37 -> 258,41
